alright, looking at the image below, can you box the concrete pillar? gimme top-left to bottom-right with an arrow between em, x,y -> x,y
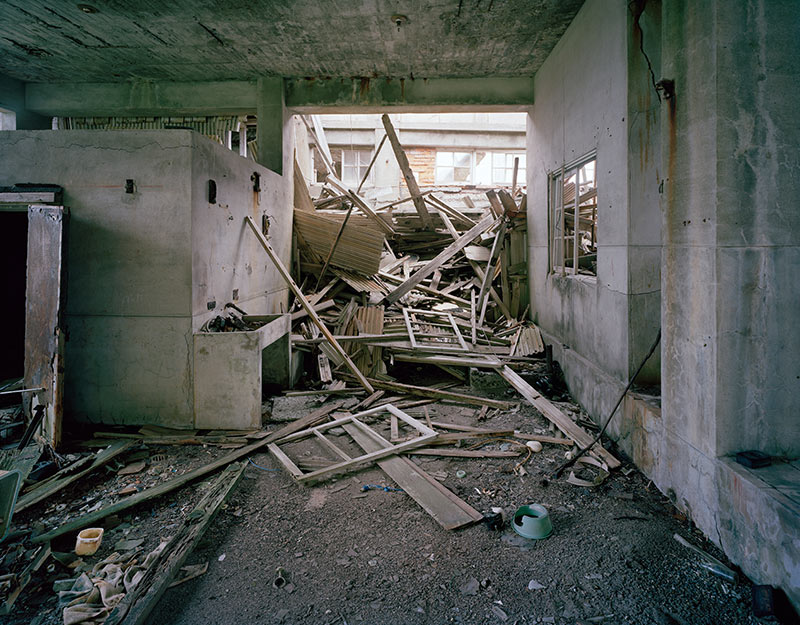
256,77 -> 285,175
0,74 -> 49,130
662,0 -> 800,459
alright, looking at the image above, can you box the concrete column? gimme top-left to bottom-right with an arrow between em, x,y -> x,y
256,77 -> 285,175
0,74 -> 49,130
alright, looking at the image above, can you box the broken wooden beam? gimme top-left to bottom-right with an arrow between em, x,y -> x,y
339,374 -> 514,410
245,216 -> 374,394
16,440 -> 134,513
105,462 -> 246,625
32,402 -> 344,544
342,422 -> 482,530
406,448 -> 521,458
383,213 -> 498,305
498,366 -> 620,469
381,113 -> 431,228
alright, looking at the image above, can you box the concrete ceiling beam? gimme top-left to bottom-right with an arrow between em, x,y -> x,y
25,80 -> 258,117
285,77 -> 534,114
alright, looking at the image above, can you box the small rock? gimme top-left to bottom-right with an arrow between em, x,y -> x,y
491,605 -> 508,621
527,579 -> 546,590
460,577 -> 479,596
275,608 -> 289,622
368,559 -> 378,566
218,553 -> 226,562
114,538 -> 144,551
294,551 -> 304,558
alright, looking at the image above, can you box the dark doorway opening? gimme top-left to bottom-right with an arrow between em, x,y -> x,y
0,210 -> 28,385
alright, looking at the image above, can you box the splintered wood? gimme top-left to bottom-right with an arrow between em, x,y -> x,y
276,116 -> 619,503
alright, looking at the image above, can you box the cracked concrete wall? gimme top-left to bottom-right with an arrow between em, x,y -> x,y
659,0 -> 800,608
528,0 -> 663,432
0,129 -> 291,428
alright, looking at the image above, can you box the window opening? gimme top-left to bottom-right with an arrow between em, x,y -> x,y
550,152 -> 597,276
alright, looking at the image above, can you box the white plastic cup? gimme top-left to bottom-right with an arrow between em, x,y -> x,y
75,528 -> 104,556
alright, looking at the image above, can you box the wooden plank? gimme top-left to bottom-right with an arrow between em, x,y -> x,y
273,406 -> 437,483
0,544 -> 50,615
293,158 -> 315,213
477,219 -> 508,326
512,432 -> 574,446
378,271 -> 470,307
25,205 -> 67,448
16,440 -> 134,512
384,213 -> 498,305
390,352 -> 503,369
105,463 -> 246,625
317,354 -> 332,384
381,113 -> 431,228
498,366 -> 620,469
339,374 -> 514,410
32,402 -> 343,544
438,211 -> 512,319
325,176 -> 396,235
427,194 -> 476,227
267,443 -> 305,478
407,448 -> 520,458
245,216 -> 374,394
315,202 -> 355,290
342,423 -> 482,530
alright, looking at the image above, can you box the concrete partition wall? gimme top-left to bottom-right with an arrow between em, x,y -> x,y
659,0 -> 800,607
527,0 -> 661,442
0,129 -> 291,428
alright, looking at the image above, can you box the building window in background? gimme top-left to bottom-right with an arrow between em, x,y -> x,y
435,150 -> 525,186
340,149 -> 373,187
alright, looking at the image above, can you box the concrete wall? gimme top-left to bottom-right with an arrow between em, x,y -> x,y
0,129 -> 291,428
0,74 -> 49,130
527,0 -> 660,436
657,0 -> 800,607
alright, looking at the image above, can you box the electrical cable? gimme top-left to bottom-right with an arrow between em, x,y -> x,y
552,328 -> 661,479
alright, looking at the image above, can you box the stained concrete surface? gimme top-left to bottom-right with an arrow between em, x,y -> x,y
0,1 -> 583,82
0,130 -> 291,428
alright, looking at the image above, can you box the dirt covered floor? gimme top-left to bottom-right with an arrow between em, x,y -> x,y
7,377 -> 771,625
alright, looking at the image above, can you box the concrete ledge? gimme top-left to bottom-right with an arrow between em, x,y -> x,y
715,458 -> 800,611
285,77 -> 534,113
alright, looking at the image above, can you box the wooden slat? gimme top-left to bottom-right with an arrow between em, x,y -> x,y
342,422 -> 482,530
104,463 -> 246,625
498,366 -> 620,469
384,213 -> 498,305
32,401 -> 344,544
338,374 -> 514,410
16,440 -> 134,512
438,211 -> 512,319
293,158 -> 315,213
294,209 -> 383,276
245,217 -> 374,393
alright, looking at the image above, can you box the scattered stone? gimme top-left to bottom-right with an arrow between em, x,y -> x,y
527,579 -> 546,590
218,553 -> 226,562
491,605 -> 508,621
114,538 -> 144,551
118,460 -> 146,475
460,577 -> 479,596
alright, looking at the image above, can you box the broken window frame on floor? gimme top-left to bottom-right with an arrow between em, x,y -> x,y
549,151 -> 598,276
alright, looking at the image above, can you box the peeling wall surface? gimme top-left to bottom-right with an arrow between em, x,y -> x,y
529,0 -> 798,608
527,0 -> 662,431
658,0 -> 800,608
0,130 -> 291,428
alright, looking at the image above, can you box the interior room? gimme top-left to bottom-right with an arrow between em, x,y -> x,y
0,1 -> 797,623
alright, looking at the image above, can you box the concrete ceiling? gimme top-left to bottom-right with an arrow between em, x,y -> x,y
0,0 -> 584,83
